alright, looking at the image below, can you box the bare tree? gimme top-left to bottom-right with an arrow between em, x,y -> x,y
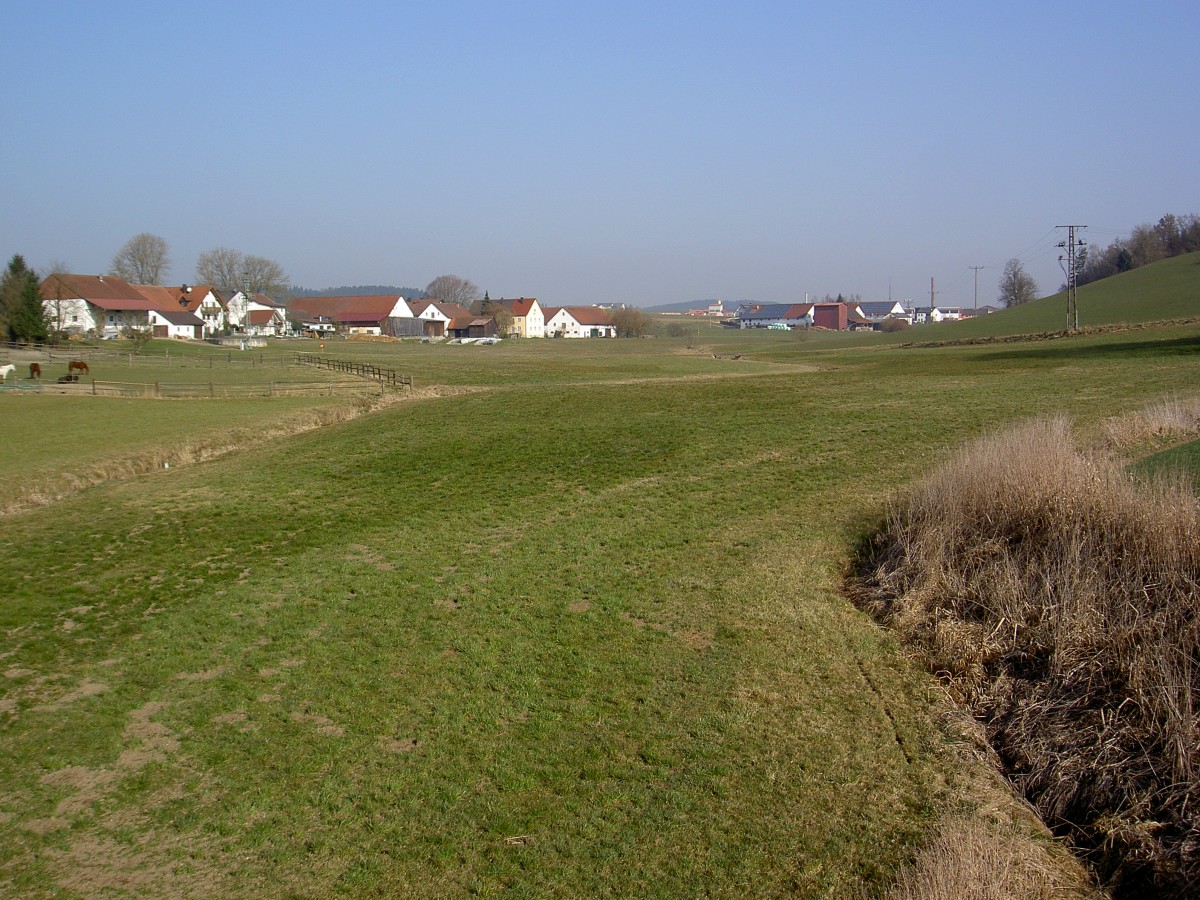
196,248 -> 288,294
610,307 -> 651,337
110,233 -> 170,284
998,258 -> 1039,308
241,254 -> 288,294
41,260 -> 73,340
425,274 -> 480,308
195,247 -> 244,290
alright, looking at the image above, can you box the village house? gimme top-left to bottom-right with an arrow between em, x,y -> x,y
287,295 -> 415,337
406,300 -> 473,339
147,307 -> 205,340
854,300 -> 910,324
492,297 -> 545,338
543,306 -> 616,338
40,273 -> 162,339
133,284 -> 222,336
735,303 -> 814,329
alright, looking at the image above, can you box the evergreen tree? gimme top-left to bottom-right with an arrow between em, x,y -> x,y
1,255 -> 49,342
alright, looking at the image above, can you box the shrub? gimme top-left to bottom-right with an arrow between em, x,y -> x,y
852,416 -> 1200,896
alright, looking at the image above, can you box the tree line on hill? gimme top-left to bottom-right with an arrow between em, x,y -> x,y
1070,213 -> 1200,289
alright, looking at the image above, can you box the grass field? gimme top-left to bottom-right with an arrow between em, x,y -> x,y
1,276 -> 1198,895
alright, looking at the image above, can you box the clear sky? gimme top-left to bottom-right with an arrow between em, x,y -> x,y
3,1 -> 1197,308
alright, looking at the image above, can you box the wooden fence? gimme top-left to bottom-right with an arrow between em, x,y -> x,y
295,354 -> 412,389
87,380 -> 373,399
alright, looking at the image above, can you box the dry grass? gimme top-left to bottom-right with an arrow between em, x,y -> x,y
853,416 -> 1200,896
1101,395 -> 1200,450
885,816 -> 1094,900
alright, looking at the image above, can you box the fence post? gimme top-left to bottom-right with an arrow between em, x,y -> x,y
210,383 -> 214,398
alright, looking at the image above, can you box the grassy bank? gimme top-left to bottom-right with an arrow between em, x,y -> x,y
2,325 -> 1197,895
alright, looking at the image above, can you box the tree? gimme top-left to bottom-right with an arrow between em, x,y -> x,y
425,274 -> 480,309
610,307 -> 651,337
480,296 -> 513,336
110,232 -> 170,284
196,248 -> 288,294
241,254 -> 289,295
0,255 -> 49,343
41,261 -> 72,341
998,258 -> 1039,308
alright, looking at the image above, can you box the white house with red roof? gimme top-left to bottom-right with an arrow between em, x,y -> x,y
543,306 -> 616,338
147,307 -> 205,340
134,284 -> 224,336
287,295 -> 414,336
40,273 -> 163,339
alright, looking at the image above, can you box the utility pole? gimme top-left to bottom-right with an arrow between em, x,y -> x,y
1057,225 -> 1087,332
969,266 -> 985,313
929,277 -> 936,312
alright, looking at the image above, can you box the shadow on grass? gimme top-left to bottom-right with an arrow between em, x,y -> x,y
975,333 -> 1200,364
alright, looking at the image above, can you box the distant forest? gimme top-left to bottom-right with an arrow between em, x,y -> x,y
286,285 -> 426,300
1073,213 -> 1200,288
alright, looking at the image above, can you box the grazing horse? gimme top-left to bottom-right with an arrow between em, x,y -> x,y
29,362 -> 42,380
68,360 -> 89,377
0,363 -> 15,383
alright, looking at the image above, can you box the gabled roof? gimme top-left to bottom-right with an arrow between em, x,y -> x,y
549,306 -> 613,325
737,303 -> 812,320
494,297 -> 540,316
857,301 -> 905,316
41,274 -> 158,310
151,308 -> 204,326
133,284 -> 218,313
248,309 -> 282,325
288,295 -> 406,325
410,300 -> 471,320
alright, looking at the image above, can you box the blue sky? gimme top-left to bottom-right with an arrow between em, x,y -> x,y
2,1 -> 1196,307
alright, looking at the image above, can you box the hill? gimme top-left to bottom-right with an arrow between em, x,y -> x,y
927,251 -> 1200,339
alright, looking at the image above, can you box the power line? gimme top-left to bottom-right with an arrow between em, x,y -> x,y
1056,225 -> 1087,332
969,265 -> 985,312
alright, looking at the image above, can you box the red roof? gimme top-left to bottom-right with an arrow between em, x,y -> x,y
557,306 -> 613,326
248,309 -> 279,325
495,297 -> 539,316
133,284 -> 217,313
41,274 -> 158,310
288,295 -> 405,325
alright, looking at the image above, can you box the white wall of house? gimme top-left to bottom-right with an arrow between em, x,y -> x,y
519,304 -> 545,338
43,297 -> 98,336
546,309 -> 615,338
148,310 -> 201,339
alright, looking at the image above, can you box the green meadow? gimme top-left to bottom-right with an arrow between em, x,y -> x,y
1,262 -> 1198,896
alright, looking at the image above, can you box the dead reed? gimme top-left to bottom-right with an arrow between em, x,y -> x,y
853,415 -> 1200,896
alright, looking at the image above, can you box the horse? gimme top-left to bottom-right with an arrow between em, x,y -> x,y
29,362 -> 41,380
0,363 -> 15,383
68,360 -> 89,376
57,374 -> 78,384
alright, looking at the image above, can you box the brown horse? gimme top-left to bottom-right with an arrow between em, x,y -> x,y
68,360 -> 89,376
29,362 -> 41,380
